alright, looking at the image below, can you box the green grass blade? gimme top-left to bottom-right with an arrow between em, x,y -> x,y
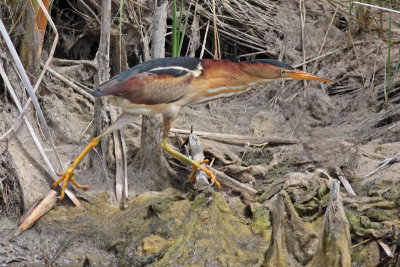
386,11 -> 392,103
178,4 -> 191,56
172,0 -> 178,57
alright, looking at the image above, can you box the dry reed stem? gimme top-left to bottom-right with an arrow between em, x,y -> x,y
0,53 -> 82,208
200,20 -> 210,59
211,0 -> 219,59
42,63 -> 95,102
312,6 -> 339,74
299,0 -> 307,88
169,127 -> 299,146
10,190 -> 58,239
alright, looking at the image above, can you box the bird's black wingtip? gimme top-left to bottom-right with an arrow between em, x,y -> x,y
92,89 -> 104,97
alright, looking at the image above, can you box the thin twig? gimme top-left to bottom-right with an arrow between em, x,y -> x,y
363,151 -> 400,178
351,238 -> 372,248
299,0 -> 307,88
78,0 -> 101,24
370,45 -> 381,92
79,118 -> 94,144
169,127 -> 299,146
294,50 -> 338,68
0,62 -> 81,207
211,0 -> 219,59
42,63 -> 95,102
199,20 -> 210,59
238,50 -> 274,59
35,0 -> 64,166
210,167 -> 257,196
0,2 -> 64,171
312,6 -> 339,73
348,29 -> 364,85
0,111 -> 24,141
353,1 -> 400,15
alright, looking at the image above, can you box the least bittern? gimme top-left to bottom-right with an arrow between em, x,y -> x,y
52,57 -> 333,199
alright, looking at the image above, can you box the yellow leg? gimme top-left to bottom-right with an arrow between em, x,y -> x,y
160,137 -> 221,188
53,113 -> 136,200
52,137 -> 100,200
188,159 -> 209,183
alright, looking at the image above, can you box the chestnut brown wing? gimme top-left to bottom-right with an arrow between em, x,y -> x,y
92,57 -> 203,105
94,72 -> 194,104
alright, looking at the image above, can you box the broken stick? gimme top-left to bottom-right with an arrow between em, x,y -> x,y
171,127 -> 299,146
10,190 -> 57,239
187,132 -> 257,196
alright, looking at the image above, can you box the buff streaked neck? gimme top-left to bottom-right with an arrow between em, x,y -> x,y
187,59 -> 273,105
198,59 -> 270,88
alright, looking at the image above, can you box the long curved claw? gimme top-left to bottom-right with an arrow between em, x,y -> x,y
161,138 -> 221,188
189,159 -> 221,188
51,137 -> 100,200
50,115 -> 136,201
189,159 -> 209,183
53,168 -> 89,200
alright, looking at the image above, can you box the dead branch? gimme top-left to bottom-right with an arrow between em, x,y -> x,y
264,190 -> 318,266
51,58 -> 97,68
10,190 -> 57,239
92,0 -> 114,201
110,107 -> 128,207
186,132 -> 256,196
170,127 -> 299,146
188,133 -> 212,186
42,63 -> 95,102
334,167 -> 357,197
340,140 -> 385,161
308,179 -> 352,266
363,151 -> 400,178
210,167 -> 257,196
0,56 -> 82,207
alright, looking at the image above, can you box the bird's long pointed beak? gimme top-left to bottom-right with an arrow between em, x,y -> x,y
288,70 -> 334,83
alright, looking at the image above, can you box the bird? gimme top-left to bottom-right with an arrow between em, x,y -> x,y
52,57 -> 333,200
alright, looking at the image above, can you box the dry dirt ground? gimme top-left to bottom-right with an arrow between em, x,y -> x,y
1,0 -> 400,266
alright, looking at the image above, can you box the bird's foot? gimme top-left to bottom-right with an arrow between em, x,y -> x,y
189,159 -> 221,188
52,167 -> 89,200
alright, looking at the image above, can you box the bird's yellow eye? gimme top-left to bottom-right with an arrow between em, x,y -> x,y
280,70 -> 285,75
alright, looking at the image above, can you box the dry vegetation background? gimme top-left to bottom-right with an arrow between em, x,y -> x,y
1,0 -> 400,266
